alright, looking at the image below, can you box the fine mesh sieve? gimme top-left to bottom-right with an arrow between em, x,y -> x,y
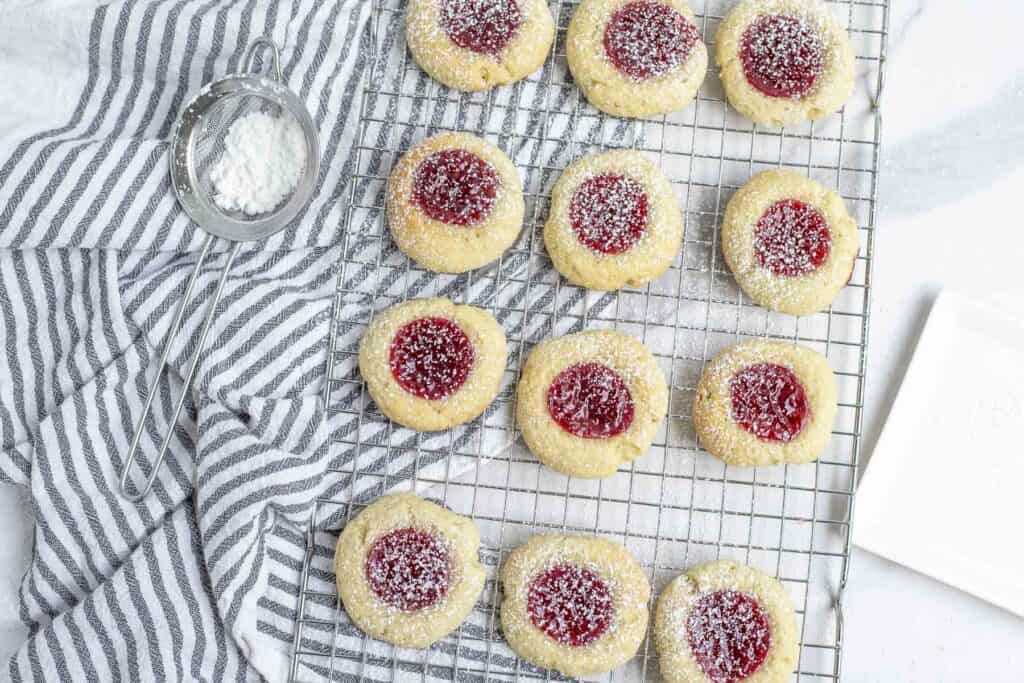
168,39 -> 319,240
120,38 -> 320,501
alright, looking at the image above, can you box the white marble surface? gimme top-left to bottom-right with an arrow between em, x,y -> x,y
842,0 -> 1024,679
3,0 -> 1024,678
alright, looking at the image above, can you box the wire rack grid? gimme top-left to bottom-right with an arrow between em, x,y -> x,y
292,0 -> 888,679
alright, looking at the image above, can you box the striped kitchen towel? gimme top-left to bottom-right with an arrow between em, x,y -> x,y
0,0 -> 375,679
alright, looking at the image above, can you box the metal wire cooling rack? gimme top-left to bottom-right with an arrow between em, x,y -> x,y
292,0 -> 888,679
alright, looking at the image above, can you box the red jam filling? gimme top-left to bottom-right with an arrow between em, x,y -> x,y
754,199 -> 831,277
730,363 -> 809,442
389,317 -> 474,400
411,149 -> 499,226
527,564 -> 613,647
365,528 -> 450,611
740,14 -> 824,99
687,590 -> 772,683
547,362 -> 635,439
603,1 -> 700,80
569,174 -> 649,255
440,0 -> 522,56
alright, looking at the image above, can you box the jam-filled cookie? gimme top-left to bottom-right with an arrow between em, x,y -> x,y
387,132 -> 524,273
567,0 -> 708,118
544,150 -> 683,291
516,329 -> 668,478
693,339 -> 836,466
654,560 -> 799,683
334,493 -> 486,648
500,534 -> 650,677
359,298 -> 507,431
723,169 -> 859,316
407,0 -> 555,91
716,0 -> 855,125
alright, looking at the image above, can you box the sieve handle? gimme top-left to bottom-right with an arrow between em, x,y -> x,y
243,37 -> 283,82
119,235 -> 243,502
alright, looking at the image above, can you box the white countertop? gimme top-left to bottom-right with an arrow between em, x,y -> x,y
840,0 -> 1024,679
3,0 -> 1024,678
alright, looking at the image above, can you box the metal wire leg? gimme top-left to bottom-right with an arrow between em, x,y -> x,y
119,236 -> 243,501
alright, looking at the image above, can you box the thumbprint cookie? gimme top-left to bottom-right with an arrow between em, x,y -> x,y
334,493 -> 486,648
387,132 -> 524,273
406,0 -> 555,91
723,169 -> 859,316
716,0 -> 855,125
567,0 -> 708,118
544,149 -> 683,291
693,339 -> 837,466
655,560 -> 799,683
359,298 -> 507,431
516,329 -> 668,478
501,534 -> 650,676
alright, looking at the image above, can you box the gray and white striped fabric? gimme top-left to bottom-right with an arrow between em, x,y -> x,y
0,0 -> 374,679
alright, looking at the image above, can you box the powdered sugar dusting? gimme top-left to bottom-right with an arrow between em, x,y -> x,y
389,317 -> 475,400
730,362 -> 809,442
411,149 -> 499,226
209,110 -> 306,215
440,0 -> 522,55
569,173 -> 649,254
740,14 -> 824,99
527,564 -> 614,647
686,590 -> 772,683
365,527 -> 451,611
603,1 -> 699,80
754,198 -> 832,277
